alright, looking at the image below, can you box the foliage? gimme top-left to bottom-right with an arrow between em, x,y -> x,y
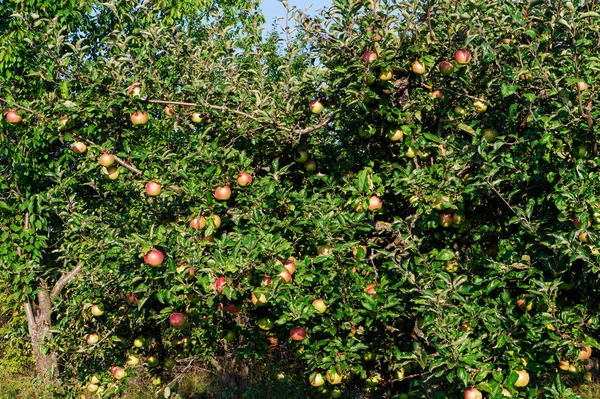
2,0 -> 600,398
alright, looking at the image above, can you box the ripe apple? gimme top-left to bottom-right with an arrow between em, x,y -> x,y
90,375 -> 100,385
103,165 -> 119,180
362,51 -> 378,63
145,356 -> 159,367
296,150 -> 309,163
365,284 -> 376,295
388,129 -> 403,141
379,69 -> 393,81
214,186 -> 231,200
309,373 -> 325,387
72,142 -> 87,153
4,109 -> 22,124
237,171 -> 253,186
251,292 -> 268,306
87,383 -> 99,392
223,303 -> 239,313
326,370 -> 343,384
516,298 -> 532,311
163,106 -> 174,117
131,111 -> 149,125
151,376 -> 161,385
483,128 -> 498,143
169,312 -> 188,329
514,370 -> 530,387
86,333 -> 100,345
279,269 -> 292,283
502,38 -> 512,45
577,81 -> 589,91
261,276 -> 273,286
455,49 -> 472,64
412,61 -> 425,74
290,327 -> 306,341
453,105 -> 466,116
126,354 -> 140,366
464,388 -> 482,399
368,196 -> 382,211
127,84 -> 141,97
98,153 -> 115,167
133,337 -> 146,348
215,277 -> 227,294
312,298 -> 327,313
579,231 -> 589,243
304,160 -> 317,172
473,99 -> 487,113
438,61 -> 454,75
406,147 -> 416,158
440,213 -> 453,227
309,99 -> 324,114
579,346 -> 592,360
191,112 -> 202,123
144,249 -> 164,266
145,181 -> 161,196
126,293 -> 138,305
430,90 -> 444,99
317,245 -> 333,256
558,360 -> 570,371
111,366 -> 126,380
190,216 -> 206,229
284,258 -> 296,275
91,304 -> 104,316
257,316 -> 274,330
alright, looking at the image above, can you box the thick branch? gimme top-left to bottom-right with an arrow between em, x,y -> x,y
50,262 -> 83,301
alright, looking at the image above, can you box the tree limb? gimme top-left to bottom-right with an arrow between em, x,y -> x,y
50,262 -> 83,301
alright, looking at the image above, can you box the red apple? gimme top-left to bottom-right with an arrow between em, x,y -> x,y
98,153 -> 115,167
438,61 -> 454,75
369,196 -> 382,211
72,142 -> 87,153
309,99 -> 324,114
190,216 -> 206,229
131,111 -> 148,125
363,51 -> 378,63
312,298 -> 327,313
455,49 -> 472,64
145,181 -> 161,196
237,172 -> 253,186
224,303 -> 239,313
144,249 -> 164,266
579,346 -> 592,360
126,293 -> 138,305
412,61 -> 425,74
279,269 -> 292,283
365,284 -> 377,295
464,388 -> 482,399
283,258 -> 296,275
290,327 -> 306,341
4,109 -> 22,124
91,304 -> 104,316
111,366 -> 126,380
214,186 -> 231,200
127,84 -> 141,97
169,312 -> 188,329
577,81 -> 589,91
261,276 -> 273,286
215,277 -> 227,294
430,90 -> 444,99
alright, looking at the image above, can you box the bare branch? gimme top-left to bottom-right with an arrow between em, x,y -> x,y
50,262 -> 83,301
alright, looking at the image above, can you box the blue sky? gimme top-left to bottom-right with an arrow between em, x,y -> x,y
261,0 -> 330,29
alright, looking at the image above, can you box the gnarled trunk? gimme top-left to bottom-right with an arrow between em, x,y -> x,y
24,289 -> 58,378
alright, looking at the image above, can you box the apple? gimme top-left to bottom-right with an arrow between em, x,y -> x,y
87,383 -> 99,392
379,69 -> 393,81
261,276 -> 273,286
257,317 -> 274,330
251,292 -> 268,306
368,196 -> 382,211
151,376 -> 161,386
236,171 -> 253,187
309,99 -> 324,114
516,298 -> 532,311
366,373 -> 381,387
579,346 -> 592,360
296,150 -> 309,163
502,38 -> 512,45
359,125 -> 375,138
406,147 -> 416,158
103,165 -> 119,180
290,327 -> 306,341
331,389 -> 342,398
501,388 -> 512,397
353,244 -> 367,260
304,160 -> 317,172
72,142 -> 87,153
111,366 -> 126,380
473,99 -> 487,113
433,196 -> 450,210
169,312 -> 188,329
191,112 -> 202,123
445,261 -> 458,273
131,111 -> 148,125
438,61 -> 454,75
284,258 -> 296,275
389,129 -> 403,141
453,105 -> 466,116
440,213 -> 453,227
127,84 -> 141,97
514,370 -> 530,387
365,283 -> 377,295
214,186 -> 231,200
579,231 -> 589,243
190,216 -> 206,229
455,49 -> 472,64
223,330 -> 237,342
430,90 -> 444,99
483,128 -> 498,143
309,373 -> 325,387
326,369 -> 343,384
215,277 -> 227,294
163,106 -> 174,117
574,145 -> 588,159
145,181 -> 161,196
91,304 -> 104,316
144,249 -> 164,266
126,354 -> 140,366
4,109 -> 22,124
362,51 -> 378,63
86,333 -> 99,345
317,245 -> 333,256
90,375 -> 100,384
412,61 -> 425,74
145,356 -> 159,367
164,358 -> 176,370
577,81 -> 589,91
452,212 -> 465,226
558,360 -> 570,371
312,298 -> 327,313
279,269 -> 292,283
133,337 -> 146,348
126,293 -> 138,305
98,153 -> 115,167
464,388 -> 482,399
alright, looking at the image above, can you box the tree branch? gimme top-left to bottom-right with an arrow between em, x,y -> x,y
50,262 -> 83,301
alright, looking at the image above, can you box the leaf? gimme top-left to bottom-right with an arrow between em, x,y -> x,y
457,124 -> 475,135
501,84 -> 517,97
423,133 -> 442,143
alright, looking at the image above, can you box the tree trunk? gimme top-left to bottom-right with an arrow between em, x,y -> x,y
24,289 -> 58,378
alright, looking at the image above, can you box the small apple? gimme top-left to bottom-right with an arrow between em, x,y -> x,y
126,354 -> 140,366
362,51 -> 378,63
261,276 -> 273,286
558,360 -> 570,371
98,153 -> 115,167
455,49 -> 472,64
412,61 -> 425,75
309,373 -> 325,387
514,370 -> 530,387
290,327 -> 306,341
144,249 -> 164,266
365,373 -> 381,387
483,128 -> 498,143
574,145 -> 588,159
215,277 -> 227,294
464,388 -> 482,399
190,216 -> 206,229
388,129 -> 403,141
445,261 -> 458,273
331,389 -> 342,398
577,81 -> 589,91
251,292 -> 268,306
191,112 -> 202,123
296,150 -> 309,163
223,330 -> 236,342
502,38 -> 512,45
163,106 -> 174,117
579,231 -> 589,243
379,69 -> 393,81
164,358 -> 176,370
304,160 -> 317,172
103,165 -> 119,180
473,99 -> 487,113
214,186 -> 231,200
433,196 -> 450,210
501,387 -> 512,397
309,99 -> 324,114
87,383 -> 99,392
90,375 -> 100,385
169,312 -> 188,329
326,369 -> 343,384
72,142 -> 87,153
312,298 -> 327,313
453,105 -> 466,116
440,213 -> 453,227
406,147 -> 416,158
111,366 -> 126,380
151,376 -> 161,385
127,84 -> 141,97
430,90 -> 444,99
86,333 -> 99,345
452,212 -> 465,226
91,304 -> 104,316
368,196 -> 382,211
284,258 -> 296,274
133,337 -> 146,348
131,111 -> 149,125
145,181 -> 161,196
224,303 -> 239,313
145,356 -> 159,367
237,171 -> 253,186
4,109 -> 22,124
438,61 -> 454,75
579,346 -> 592,360
257,316 -> 274,330
317,245 -> 333,256
279,269 -> 292,283
516,298 -> 532,311
353,245 -> 367,260
126,293 -> 138,305
365,284 -> 376,296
